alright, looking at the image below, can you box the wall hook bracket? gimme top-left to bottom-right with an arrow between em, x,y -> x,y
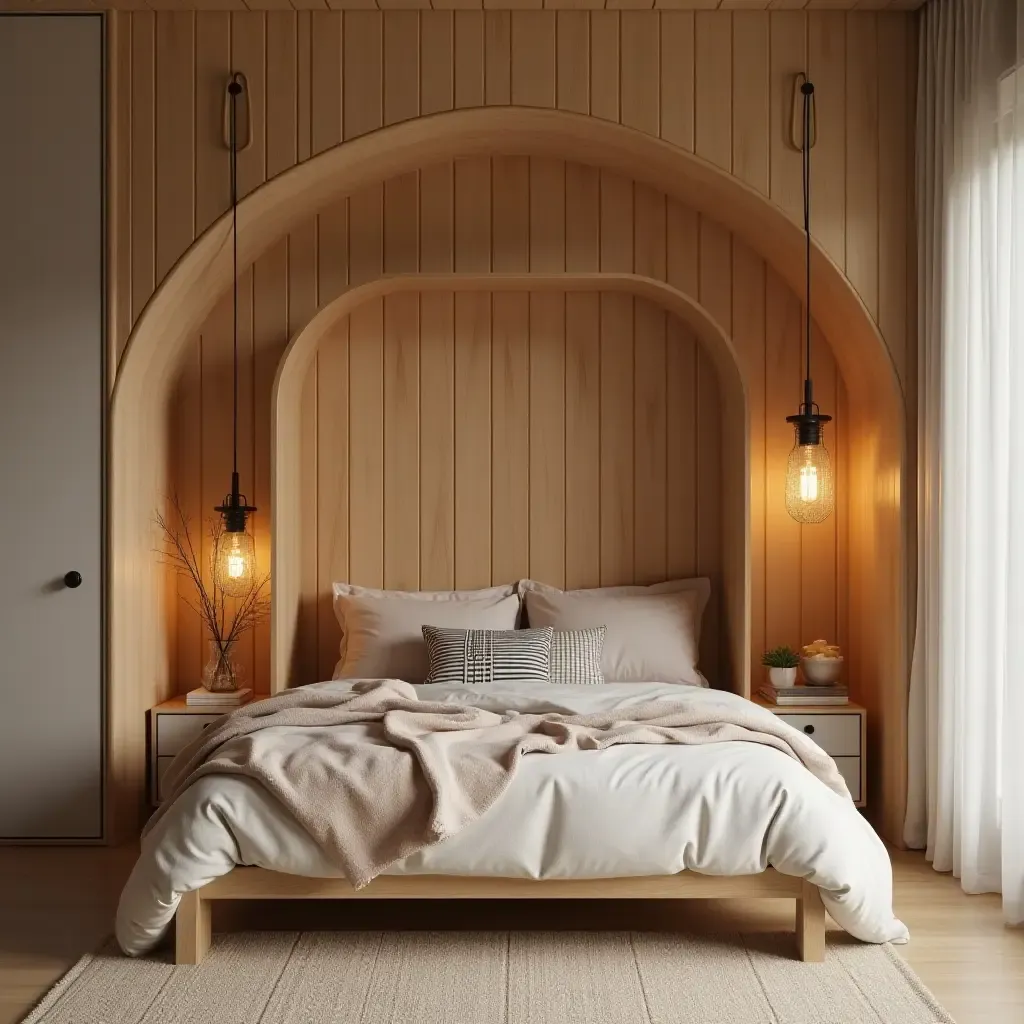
789,73 -> 817,151
222,72 -> 253,153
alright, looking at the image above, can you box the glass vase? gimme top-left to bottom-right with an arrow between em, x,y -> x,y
201,639 -> 242,693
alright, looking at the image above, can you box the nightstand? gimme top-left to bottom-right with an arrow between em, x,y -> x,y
148,696 -> 256,805
753,695 -> 866,808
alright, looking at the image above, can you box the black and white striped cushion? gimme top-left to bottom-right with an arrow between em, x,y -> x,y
421,626 -> 553,685
549,627 -> 607,685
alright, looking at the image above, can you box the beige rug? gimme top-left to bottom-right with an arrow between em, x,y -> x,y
24,931 -> 954,1024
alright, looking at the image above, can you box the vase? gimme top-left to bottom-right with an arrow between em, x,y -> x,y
768,666 -> 798,688
201,639 -> 242,693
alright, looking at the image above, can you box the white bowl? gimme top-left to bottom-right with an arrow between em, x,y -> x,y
801,655 -> 844,685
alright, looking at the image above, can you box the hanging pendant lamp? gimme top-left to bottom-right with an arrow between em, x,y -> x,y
785,79 -> 835,525
213,73 -> 257,596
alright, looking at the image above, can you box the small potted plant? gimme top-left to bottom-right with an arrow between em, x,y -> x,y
761,646 -> 800,688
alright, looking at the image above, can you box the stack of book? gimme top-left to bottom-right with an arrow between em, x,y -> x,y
758,683 -> 848,706
185,687 -> 253,708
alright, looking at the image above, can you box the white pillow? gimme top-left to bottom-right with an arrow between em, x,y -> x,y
519,578 -> 710,686
332,583 -> 521,683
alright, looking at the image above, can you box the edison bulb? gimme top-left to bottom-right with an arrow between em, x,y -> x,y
785,434 -> 835,524
213,529 -> 256,597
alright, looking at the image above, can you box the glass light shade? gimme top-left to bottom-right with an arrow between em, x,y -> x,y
213,528 -> 256,597
785,432 -> 835,524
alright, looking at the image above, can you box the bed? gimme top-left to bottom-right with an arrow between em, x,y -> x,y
116,680 -> 908,964
119,289 -> 907,965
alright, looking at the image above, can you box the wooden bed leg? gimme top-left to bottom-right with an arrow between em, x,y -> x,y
176,889 -> 212,965
796,879 -> 826,962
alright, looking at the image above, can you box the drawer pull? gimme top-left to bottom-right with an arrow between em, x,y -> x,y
803,724 -> 815,735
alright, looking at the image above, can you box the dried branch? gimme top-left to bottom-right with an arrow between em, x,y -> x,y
154,494 -> 271,652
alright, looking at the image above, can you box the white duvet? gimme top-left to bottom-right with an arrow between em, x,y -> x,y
116,681 -> 909,955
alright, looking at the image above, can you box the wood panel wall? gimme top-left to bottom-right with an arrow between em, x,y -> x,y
295,290 -> 725,686
171,163 -> 840,696
107,9 -> 915,695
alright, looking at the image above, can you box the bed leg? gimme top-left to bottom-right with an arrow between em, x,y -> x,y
796,879 -> 826,962
176,889 -> 212,965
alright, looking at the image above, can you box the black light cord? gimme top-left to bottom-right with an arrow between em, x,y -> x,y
229,74 -> 241,484
786,77 -> 828,449
801,80 -> 814,413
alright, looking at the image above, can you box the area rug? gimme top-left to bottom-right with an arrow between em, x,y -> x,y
23,931 -> 954,1024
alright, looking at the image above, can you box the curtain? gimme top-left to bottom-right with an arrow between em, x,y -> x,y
906,0 -> 1024,923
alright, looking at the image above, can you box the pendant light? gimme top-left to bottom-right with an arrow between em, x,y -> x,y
213,73 -> 257,596
785,79 -> 835,525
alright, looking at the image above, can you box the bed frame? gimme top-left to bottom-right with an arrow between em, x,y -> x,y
175,868 -> 826,965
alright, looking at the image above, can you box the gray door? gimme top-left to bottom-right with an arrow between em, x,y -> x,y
0,15 -> 104,839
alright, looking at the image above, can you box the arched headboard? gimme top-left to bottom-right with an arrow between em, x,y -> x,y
271,273 -> 750,696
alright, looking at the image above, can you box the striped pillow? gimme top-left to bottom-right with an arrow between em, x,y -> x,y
549,627 -> 607,685
421,626 -> 553,685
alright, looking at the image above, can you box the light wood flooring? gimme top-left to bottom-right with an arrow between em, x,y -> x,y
0,845 -> 1020,1024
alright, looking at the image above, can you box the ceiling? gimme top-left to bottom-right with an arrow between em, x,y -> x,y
0,0 -> 927,13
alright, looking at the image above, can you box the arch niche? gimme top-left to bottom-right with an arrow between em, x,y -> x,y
272,272 -> 749,700
110,107 -> 907,843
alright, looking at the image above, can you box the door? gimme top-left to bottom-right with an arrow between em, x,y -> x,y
0,15 -> 104,838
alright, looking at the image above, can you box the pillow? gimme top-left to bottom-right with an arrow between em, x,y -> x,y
519,578 -> 710,686
331,583 -> 520,683
549,628 -> 607,685
421,626 -> 554,686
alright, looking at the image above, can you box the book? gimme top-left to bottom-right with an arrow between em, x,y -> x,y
758,687 -> 849,706
185,687 -> 253,707
766,682 -> 847,696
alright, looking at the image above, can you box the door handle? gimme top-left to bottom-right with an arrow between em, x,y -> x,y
64,571 -> 83,589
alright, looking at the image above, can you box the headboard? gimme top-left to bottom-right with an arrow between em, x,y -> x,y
271,274 -> 749,695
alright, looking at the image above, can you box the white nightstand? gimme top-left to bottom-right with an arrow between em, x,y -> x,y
753,695 -> 867,808
148,696 -> 257,804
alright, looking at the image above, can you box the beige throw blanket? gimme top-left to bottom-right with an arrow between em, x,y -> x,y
145,680 -> 849,888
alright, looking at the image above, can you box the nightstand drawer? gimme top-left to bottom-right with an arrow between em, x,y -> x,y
156,713 -> 222,755
776,713 -> 861,756
834,756 -> 862,803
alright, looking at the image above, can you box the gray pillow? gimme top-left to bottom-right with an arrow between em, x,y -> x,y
331,583 -> 520,683
421,626 -> 553,686
518,578 -> 709,686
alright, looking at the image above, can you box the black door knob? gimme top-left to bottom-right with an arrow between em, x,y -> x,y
803,724 -> 815,735
64,571 -> 83,589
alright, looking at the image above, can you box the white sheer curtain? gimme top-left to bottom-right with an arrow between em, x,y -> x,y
906,0 -> 1024,923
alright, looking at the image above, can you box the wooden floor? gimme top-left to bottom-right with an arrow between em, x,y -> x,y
0,845 -> 1021,1024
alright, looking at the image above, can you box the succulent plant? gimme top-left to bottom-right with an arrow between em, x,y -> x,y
761,645 -> 801,669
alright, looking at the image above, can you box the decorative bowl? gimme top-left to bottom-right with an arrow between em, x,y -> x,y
801,655 -> 844,685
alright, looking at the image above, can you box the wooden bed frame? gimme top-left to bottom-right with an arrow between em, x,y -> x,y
175,868 -> 826,966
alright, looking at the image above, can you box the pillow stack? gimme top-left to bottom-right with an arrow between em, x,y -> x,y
331,578 -> 710,688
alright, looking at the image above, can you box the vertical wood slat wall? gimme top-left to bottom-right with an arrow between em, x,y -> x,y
301,287 -> 722,687
108,9 -> 915,695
